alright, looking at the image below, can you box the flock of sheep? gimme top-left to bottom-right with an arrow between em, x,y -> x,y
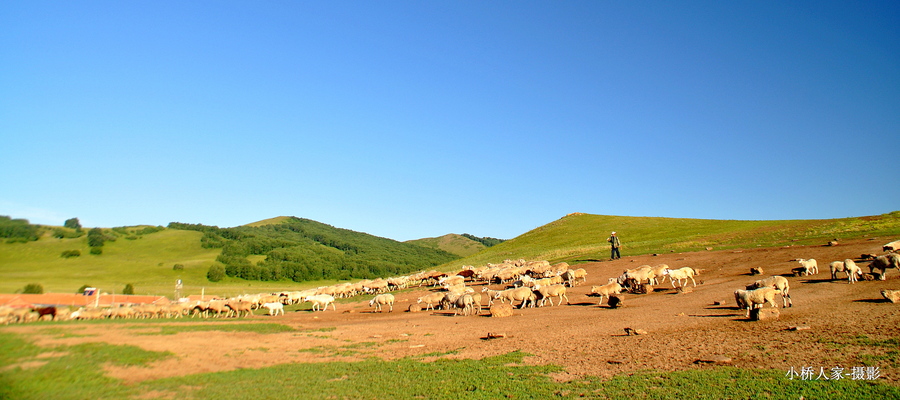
734,246 -> 900,318
2,240 -> 898,324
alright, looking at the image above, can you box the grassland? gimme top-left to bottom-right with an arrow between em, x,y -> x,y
2,212 -> 899,297
1,330 -> 897,400
442,211 -> 900,270
405,233 -> 487,257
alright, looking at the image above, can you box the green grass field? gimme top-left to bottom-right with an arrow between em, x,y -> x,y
442,211 -> 900,270
1,330 -> 897,400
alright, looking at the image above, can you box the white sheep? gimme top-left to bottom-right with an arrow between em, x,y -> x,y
662,267 -> 697,288
590,280 -> 624,306
869,253 -> 900,280
797,259 -> 818,276
453,294 -> 477,316
493,287 -> 535,309
843,259 -> 862,283
746,276 -> 792,307
734,287 -> 780,317
533,284 -> 569,307
262,302 -> 284,316
882,240 -> 900,252
369,293 -> 395,313
829,260 -> 861,283
417,292 -> 446,311
304,294 -> 336,312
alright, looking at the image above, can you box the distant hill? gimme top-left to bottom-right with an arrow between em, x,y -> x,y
168,217 -> 459,283
406,234 -> 486,257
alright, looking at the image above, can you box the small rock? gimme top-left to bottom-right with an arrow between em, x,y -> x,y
695,356 -> 733,365
486,332 -> 507,339
750,267 -> 764,275
713,300 -> 728,306
751,307 -> 780,321
788,325 -> 811,331
607,295 -> 624,308
676,286 -> 693,294
706,247 -> 714,251
881,289 -> 900,303
676,312 -> 686,317
607,358 -> 630,364
408,304 -> 423,313
490,303 -> 514,318
624,327 -> 648,336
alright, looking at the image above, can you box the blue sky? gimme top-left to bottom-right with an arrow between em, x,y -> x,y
2,2 -> 898,241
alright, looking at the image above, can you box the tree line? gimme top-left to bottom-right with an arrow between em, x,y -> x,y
169,218 -> 461,283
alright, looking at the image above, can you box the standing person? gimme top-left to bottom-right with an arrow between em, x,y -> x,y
607,231 -> 621,260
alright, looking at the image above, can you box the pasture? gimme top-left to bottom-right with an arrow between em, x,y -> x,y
2,237 -> 900,399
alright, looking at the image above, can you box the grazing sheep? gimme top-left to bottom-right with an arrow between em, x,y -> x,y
829,261 -> 846,280
481,287 -> 503,306
618,266 -> 654,288
648,264 -> 669,285
590,281 -> 624,306
883,240 -> 900,252
453,294 -> 477,316
869,253 -> 900,280
747,276 -> 792,307
494,287 -> 536,309
662,267 -> 697,288
533,284 -> 570,307
417,292 -> 447,311
262,302 -> 284,316
797,259 -> 819,276
843,259 -> 862,283
369,294 -> 395,313
304,294 -> 336,312
734,287 -> 781,317
226,300 -> 253,318
830,259 -> 861,283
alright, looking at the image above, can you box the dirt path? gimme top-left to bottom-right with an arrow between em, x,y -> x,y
5,238 -> 900,384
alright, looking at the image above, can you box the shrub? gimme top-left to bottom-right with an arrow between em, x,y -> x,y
89,247 -> 102,255
61,250 -> 81,258
22,283 -> 44,294
173,264 -> 185,271
207,265 -> 225,282
122,284 -> 134,295
76,284 -> 92,294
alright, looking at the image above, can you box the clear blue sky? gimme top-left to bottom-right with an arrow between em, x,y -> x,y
2,2 -> 898,241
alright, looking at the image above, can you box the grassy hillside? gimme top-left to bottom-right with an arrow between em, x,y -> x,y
440,211 -> 900,270
405,234 -> 487,257
3,212 -> 899,298
0,228 -> 221,296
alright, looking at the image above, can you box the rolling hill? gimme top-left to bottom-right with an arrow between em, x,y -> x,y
438,211 -> 900,270
405,234 -> 491,257
2,211 -> 899,298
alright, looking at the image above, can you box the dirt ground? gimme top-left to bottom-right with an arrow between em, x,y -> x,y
5,238 -> 900,385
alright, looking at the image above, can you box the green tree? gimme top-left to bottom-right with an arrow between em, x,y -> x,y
22,283 -> 44,294
122,283 -> 134,295
207,265 -> 225,282
61,250 -> 81,258
64,218 -> 82,230
88,228 -> 105,247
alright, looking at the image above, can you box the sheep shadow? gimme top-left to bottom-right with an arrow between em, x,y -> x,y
569,301 -> 598,307
853,298 -> 892,304
800,278 -> 836,284
689,314 -> 743,318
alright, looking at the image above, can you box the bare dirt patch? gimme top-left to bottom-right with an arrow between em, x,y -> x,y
5,238 -> 900,384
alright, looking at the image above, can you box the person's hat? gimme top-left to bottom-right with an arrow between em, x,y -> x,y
611,232 -> 616,235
